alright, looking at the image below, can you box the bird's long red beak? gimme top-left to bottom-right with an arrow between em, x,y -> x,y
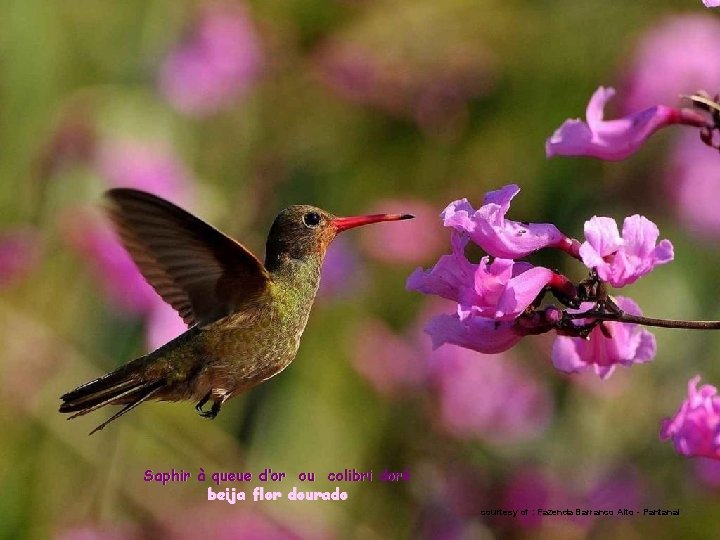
332,213 -> 414,233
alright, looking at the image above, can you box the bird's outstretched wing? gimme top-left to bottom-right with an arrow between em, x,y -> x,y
104,188 -> 271,326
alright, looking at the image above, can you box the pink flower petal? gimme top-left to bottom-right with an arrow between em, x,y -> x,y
441,185 -> 568,258
425,313 -> 523,354
406,232 -> 476,303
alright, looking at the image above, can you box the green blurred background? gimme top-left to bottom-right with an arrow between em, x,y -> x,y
2,0 -> 720,538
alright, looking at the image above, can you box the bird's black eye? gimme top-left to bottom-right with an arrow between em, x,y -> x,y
303,212 -> 321,227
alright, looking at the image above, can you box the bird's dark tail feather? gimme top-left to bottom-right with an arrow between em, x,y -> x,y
59,364 -> 166,435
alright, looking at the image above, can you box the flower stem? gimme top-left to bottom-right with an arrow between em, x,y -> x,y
556,237 -> 582,261
567,310 -> 720,330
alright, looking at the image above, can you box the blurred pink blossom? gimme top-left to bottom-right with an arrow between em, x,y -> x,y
318,236 -> 364,299
98,140 -> 194,205
64,209 -> 157,315
579,214 -> 673,288
159,2 -> 263,116
66,140 -> 195,349
502,469 -> 558,529
315,39 -> 494,130
350,318 -> 427,396
64,209 -> 186,348
582,466 -> 643,519
360,199 -> 444,264
667,130 -> 720,238
705,0 -> 720,6
546,87 -> 707,161
661,375 -> 720,459
146,301 -> 190,351
441,185 -> 570,259
694,457 -> 720,487
622,15 -> 720,113
0,228 -> 40,288
430,347 -> 552,443
552,297 -> 656,380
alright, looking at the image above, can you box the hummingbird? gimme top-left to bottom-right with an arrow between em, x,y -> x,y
60,188 -> 413,434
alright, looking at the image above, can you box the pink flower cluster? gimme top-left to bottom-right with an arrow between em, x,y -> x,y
408,184 -> 672,379
543,12 -> 720,461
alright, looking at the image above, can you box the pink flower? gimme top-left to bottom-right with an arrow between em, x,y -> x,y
360,199 -> 445,264
407,233 -> 553,322
98,140 -> 194,205
623,15 -> 720,112
430,347 -> 552,443
546,87 -> 707,161
667,130 -> 720,238
424,313 -> 524,354
159,2 -> 263,116
579,214 -> 673,287
661,375 -> 720,459
552,297 -> 656,379
350,319 -> 427,396
0,228 -> 40,288
705,0 -> 720,6
442,185 -> 570,259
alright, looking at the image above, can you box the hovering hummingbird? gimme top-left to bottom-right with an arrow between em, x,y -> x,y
60,188 -> 413,434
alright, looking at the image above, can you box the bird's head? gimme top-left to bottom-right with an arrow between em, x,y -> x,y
265,204 -> 413,268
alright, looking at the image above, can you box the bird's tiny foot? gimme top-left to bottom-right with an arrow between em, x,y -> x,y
198,399 -> 222,420
195,392 -> 211,414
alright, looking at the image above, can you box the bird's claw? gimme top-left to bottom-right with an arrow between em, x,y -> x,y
196,397 -> 221,419
195,390 -> 227,420
198,408 -> 218,419
195,392 -> 210,413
